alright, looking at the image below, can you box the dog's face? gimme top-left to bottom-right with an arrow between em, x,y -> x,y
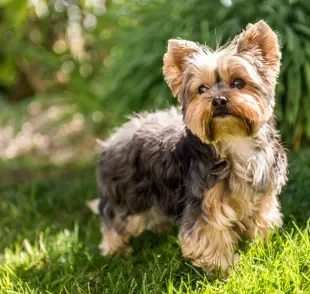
163,21 -> 281,143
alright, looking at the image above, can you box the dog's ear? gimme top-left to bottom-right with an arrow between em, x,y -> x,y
235,20 -> 281,74
163,39 -> 200,100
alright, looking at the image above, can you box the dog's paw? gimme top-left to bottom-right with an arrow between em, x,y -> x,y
193,253 -> 240,276
99,241 -> 133,257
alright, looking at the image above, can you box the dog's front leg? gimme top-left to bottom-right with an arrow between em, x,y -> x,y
179,182 -> 240,273
246,193 -> 283,239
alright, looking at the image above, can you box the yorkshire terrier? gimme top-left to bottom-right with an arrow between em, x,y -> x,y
88,20 -> 287,273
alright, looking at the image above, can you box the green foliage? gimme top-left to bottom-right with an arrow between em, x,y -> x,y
1,0 -> 310,148
102,0 -> 310,148
0,150 -> 310,293
100,0 -> 223,123
0,0 -> 109,109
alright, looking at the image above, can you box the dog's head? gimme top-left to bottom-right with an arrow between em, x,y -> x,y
163,20 -> 281,143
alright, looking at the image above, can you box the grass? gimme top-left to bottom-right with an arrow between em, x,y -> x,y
0,150 -> 309,293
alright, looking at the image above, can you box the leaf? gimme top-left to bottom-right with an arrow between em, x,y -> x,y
292,23 -> 310,38
302,63 -> 310,139
285,66 -> 301,125
285,27 -> 297,53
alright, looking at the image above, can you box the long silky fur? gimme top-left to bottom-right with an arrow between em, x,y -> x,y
94,20 -> 288,273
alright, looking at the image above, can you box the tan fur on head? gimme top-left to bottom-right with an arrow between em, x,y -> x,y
163,39 -> 200,100
163,20 -> 281,143
234,20 -> 281,84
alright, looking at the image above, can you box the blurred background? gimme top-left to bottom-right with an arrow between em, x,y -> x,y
1,3 -> 309,291
1,0 -> 310,174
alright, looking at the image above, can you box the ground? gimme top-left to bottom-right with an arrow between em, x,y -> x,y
0,148 -> 309,293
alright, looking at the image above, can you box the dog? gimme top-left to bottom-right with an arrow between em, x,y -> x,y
89,20 -> 287,273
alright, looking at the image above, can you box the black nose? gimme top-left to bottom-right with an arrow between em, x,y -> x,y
212,96 -> 227,108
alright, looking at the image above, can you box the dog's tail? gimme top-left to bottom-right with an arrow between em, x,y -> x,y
96,139 -> 107,148
86,198 -> 100,215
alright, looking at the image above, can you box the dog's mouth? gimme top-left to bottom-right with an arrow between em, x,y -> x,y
212,109 -> 232,118
213,113 -> 231,118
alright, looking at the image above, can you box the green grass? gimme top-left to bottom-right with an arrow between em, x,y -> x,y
0,150 -> 309,293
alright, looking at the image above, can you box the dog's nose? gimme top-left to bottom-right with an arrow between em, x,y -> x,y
212,96 -> 227,108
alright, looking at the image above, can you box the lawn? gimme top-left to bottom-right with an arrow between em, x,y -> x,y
0,149 -> 309,293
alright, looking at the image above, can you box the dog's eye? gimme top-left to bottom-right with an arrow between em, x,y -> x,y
198,85 -> 210,94
230,78 -> 245,89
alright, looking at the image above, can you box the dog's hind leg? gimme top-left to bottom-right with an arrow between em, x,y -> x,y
98,200 -> 147,257
145,206 -> 173,233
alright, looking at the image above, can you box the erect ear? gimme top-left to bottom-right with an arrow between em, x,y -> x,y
163,39 -> 200,100
235,20 -> 281,74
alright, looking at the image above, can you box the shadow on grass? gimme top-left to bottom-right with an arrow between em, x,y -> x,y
0,149 -> 309,292
6,232 -> 209,293
0,166 -> 206,292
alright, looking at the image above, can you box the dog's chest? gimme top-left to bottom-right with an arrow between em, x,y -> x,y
219,139 -> 272,218
221,139 -> 269,192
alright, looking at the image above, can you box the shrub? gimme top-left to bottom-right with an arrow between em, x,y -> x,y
102,0 -> 310,149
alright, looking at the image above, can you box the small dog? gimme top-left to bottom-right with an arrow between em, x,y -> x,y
90,20 -> 287,273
